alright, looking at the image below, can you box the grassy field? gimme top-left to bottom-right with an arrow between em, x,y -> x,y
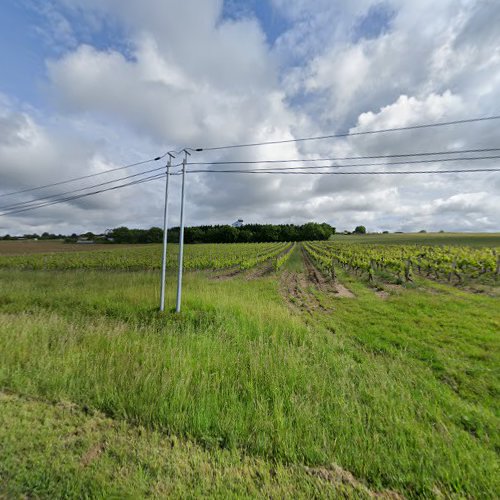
0,240 -> 498,498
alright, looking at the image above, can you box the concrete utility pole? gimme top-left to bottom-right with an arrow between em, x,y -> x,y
175,150 -> 190,313
159,153 -> 175,312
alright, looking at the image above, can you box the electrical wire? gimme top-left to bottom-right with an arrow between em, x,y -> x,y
194,115 -> 500,152
186,154 -> 500,173
0,163 -> 182,212
187,147 -> 500,165
0,151 -> 181,199
0,172 -> 167,217
182,168 -> 500,175
4,165 -> 498,218
5,151 -> 494,214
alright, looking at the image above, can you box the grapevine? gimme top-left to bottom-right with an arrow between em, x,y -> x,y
303,241 -> 499,285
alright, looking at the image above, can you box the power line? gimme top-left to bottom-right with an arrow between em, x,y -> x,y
187,147 -> 500,165
185,154 -> 500,173
183,168 -> 500,175
194,115 -> 500,152
0,152 -> 181,199
5,151 -> 495,214
0,172 -> 167,217
0,163 -> 182,212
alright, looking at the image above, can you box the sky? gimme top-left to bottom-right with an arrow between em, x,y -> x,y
0,0 -> 499,235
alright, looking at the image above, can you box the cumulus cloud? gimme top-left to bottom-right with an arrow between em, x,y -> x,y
0,0 -> 499,234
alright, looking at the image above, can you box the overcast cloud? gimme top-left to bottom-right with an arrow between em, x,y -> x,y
0,0 -> 499,234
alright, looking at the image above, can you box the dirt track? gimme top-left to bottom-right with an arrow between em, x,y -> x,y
279,245 -> 355,314
209,243 -> 355,313
302,246 -> 355,299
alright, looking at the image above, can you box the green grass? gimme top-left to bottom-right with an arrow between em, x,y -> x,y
282,242 -> 305,273
333,232 -> 500,247
0,255 -> 499,498
1,391 -> 369,498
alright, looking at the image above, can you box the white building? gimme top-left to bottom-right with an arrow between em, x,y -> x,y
232,219 -> 244,228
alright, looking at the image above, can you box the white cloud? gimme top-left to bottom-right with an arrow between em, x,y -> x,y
0,0 -> 499,234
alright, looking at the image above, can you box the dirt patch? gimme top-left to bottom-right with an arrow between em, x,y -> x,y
245,260 -> 275,280
302,247 -> 333,293
333,283 -> 356,298
371,284 -> 403,299
80,443 -> 105,467
280,270 -> 329,314
208,266 -> 244,281
208,261 -> 275,282
302,247 -> 355,298
280,248 -> 357,314
456,283 -> 500,298
303,464 -> 403,499
209,260 -> 276,282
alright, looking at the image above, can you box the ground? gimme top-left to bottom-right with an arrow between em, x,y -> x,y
0,241 -> 498,498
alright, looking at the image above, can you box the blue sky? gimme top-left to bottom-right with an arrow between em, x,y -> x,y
0,0 -> 46,104
1,0 -> 293,108
223,0 -> 290,43
0,0 -> 395,118
0,0 -> 499,234
0,0 -> 131,107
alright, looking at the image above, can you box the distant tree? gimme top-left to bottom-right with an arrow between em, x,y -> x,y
382,231 -> 389,234
108,227 -> 131,243
167,227 -> 180,243
107,222 -> 336,244
354,225 -> 366,234
418,230 -> 427,233
237,229 -> 253,243
145,227 -> 163,243
259,224 -> 279,242
301,222 -> 333,241
218,226 -> 239,243
185,226 -> 204,244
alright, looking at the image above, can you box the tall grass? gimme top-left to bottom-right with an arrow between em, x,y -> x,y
0,268 -> 498,497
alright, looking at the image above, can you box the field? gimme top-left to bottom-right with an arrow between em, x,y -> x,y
333,232 -> 500,247
0,240 -> 124,255
0,235 -> 499,498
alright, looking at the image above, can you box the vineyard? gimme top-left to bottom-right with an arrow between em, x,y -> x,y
1,239 -> 498,286
304,241 -> 500,285
0,237 -> 499,497
0,242 -> 292,272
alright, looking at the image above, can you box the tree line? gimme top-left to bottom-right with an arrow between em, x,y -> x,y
108,223 -> 335,244
1,223 -> 336,244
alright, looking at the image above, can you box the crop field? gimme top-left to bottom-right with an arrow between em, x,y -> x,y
333,232 -> 500,247
0,235 -> 499,498
0,242 -> 291,271
0,240 -> 129,255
